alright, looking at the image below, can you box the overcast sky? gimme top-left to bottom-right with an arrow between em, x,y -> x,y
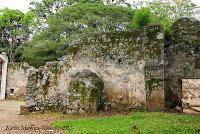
0,0 -> 200,13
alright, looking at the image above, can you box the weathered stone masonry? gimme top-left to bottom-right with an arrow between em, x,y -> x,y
4,18 -> 199,114
6,62 -> 31,100
164,18 -> 200,110
24,24 -> 165,113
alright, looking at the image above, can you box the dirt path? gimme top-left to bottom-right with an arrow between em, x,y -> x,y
0,100 -> 62,134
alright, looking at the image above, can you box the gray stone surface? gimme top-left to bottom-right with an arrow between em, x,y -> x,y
24,24 -> 165,113
6,62 -> 31,100
164,18 -> 200,110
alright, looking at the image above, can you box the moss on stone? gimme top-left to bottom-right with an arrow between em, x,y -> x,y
69,70 -> 105,111
146,78 -> 163,99
66,25 -> 163,66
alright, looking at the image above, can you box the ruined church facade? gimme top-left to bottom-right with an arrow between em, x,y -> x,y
0,18 -> 200,114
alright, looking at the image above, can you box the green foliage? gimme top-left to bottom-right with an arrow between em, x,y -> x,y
22,11 -> 39,27
131,7 -> 173,37
146,79 -> 163,99
147,0 -> 199,22
132,0 -> 199,36
30,0 -> 68,21
131,8 -> 158,29
52,112 -> 200,134
104,0 -> 127,5
146,0 -> 199,36
22,3 -> 134,67
30,0 -> 128,28
133,0 -> 199,22
0,8 -> 38,61
159,18 -> 172,37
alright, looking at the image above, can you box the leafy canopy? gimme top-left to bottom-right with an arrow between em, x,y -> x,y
22,3 -> 134,67
0,8 -> 38,61
30,0 -> 128,29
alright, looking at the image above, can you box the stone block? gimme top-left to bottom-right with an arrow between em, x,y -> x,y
20,105 -> 31,115
147,89 -> 165,111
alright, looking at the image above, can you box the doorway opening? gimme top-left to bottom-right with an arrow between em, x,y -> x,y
182,79 -> 200,113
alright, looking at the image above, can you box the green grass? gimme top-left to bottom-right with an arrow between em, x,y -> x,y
52,112 -> 200,134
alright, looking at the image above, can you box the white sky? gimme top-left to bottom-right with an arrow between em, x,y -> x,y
0,0 -> 200,13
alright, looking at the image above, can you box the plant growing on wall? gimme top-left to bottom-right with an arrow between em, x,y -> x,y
131,0 -> 199,36
131,8 -> 158,29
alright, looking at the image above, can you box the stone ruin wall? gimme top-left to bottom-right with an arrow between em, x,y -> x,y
23,24 -> 164,114
7,18 -> 200,114
164,18 -> 200,110
6,62 -> 31,100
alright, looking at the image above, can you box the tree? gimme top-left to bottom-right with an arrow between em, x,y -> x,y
22,3 -> 134,67
0,8 -> 38,61
30,0 -> 128,30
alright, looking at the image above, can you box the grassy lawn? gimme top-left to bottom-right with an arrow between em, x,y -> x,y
52,112 -> 200,134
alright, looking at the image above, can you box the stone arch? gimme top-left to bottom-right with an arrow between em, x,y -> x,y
67,69 -> 105,113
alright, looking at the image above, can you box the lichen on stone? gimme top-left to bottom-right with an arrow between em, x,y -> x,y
68,69 -> 105,112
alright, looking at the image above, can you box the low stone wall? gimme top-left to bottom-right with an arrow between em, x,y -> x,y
6,62 -> 31,100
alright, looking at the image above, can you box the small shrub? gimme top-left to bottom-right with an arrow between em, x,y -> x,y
131,8 -> 158,29
131,8 -> 173,38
